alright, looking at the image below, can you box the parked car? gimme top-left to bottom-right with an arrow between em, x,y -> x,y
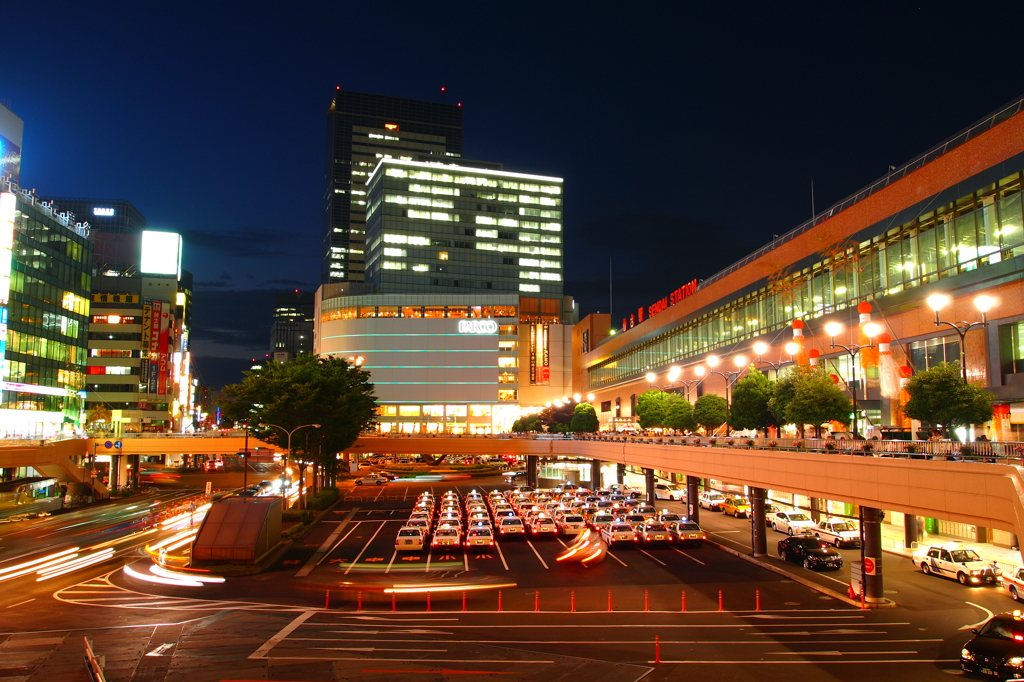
771,511 -> 818,535
960,610 -> 1024,678
601,522 -> 638,546
721,497 -> 751,518
639,521 -> 671,544
395,527 -> 425,551
668,521 -> 706,547
354,474 -> 387,486
698,491 -> 727,511
814,518 -> 861,548
654,483 -> 685,501
777,535 -> 844,570
912,544 -> 1000,585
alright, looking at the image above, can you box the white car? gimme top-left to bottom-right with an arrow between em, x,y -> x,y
814,519 -> 861,548
395,527 -> 424,551
497,516 -> 526,537
354,475 -> 387,486
771,511 -> 818,535
600,522 -> 638,546
698,492 -> 727,511
432,526 -> 462,547
912,544 -> 999,585
556,514 -> 587,535
464,526 -> 495,547
654,483 -> 685,501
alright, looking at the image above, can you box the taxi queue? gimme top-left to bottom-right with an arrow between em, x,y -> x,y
393,483 -> 707,552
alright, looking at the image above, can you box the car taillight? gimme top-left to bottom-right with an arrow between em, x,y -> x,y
702,534 -> 707,539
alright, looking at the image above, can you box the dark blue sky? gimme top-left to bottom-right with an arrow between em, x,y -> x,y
4,2 -> 1022,388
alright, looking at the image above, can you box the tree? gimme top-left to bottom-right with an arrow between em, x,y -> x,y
512,415 -> 543,432
693,394 -> 729,434
569,403 -> 600,433
219,354 -> 377,488
86,405 -> 112,431
729,368 -> 776,435
635,390 -> 668,428
784,366 -> 852,438
539,401 -> 575,431
903,362 -> 994,440
769,367 -> 801,433
663,393 -> 695,432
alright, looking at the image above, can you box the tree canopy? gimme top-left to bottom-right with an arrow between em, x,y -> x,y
782,365 -> 852,437
511,415 -> 543,432
538,401 -> 575,432
219,354 -> 377,479
693,393 -> 729,434
663,393 -> 695,432
903,362 -> 994,439
635,390 -> 669,429
569,403 -> 600,432
729,367 -> 776,434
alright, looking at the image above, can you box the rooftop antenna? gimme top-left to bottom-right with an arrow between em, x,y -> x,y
609,258 -> 613,329
811,179 -> 816,223
440,86 -> 446,104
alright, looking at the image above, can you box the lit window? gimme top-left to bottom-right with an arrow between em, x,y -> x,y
520,271 -> 541,279
540,272 -> 561,281
476,229 -> 498,238
384,234 -> 408,243
539,260 -> 559,268
431,212 -> 451,221
475,216 -> 496,225
408,236 -> 429,245
539,197 -> 557,206
383,248 -> 406,257
519,283 -> 540,292
382,261 -> 407,270
439,252 -> 449,260
540,185 -> 561,194
499,218 -> 518,227
412,264 -> 429,271
498,356 -> 518,368
541,235 -> 561,243
519,258 -> 539,267
541,223 -> 561,231
408,210 -> 431,219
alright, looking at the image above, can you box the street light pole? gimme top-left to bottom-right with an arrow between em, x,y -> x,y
753,341 -> 799,378
926,294 -> 994,382
264,422 -> 321,509
704,355 -> 748,405
825,321 -> 881,438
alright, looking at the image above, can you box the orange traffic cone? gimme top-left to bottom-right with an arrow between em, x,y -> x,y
847,583 -> 855,599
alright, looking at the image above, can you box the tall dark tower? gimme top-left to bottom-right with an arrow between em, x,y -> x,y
321,89 -> 463,284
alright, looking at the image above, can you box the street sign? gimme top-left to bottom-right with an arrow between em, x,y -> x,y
864,556 -> 877,575
104,441 -> 113,449
113,441 -> 122,450
205,481 -> 212,496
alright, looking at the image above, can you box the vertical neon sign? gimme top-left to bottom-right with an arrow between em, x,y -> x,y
0,192 -> 14,384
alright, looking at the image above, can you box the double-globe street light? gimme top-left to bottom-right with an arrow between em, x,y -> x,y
752,341 -> 799,376
926,294 -> 995,381
704,354 -> 748,404
264,422 -> 321,508
823,321 -> 881,439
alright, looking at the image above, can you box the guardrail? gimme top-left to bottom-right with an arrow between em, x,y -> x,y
83,637 -> 106,682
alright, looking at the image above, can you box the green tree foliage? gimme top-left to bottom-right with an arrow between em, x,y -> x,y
729,367 -> 776,435
663,393 -> 695,432
693,393 -> 729,434
219,354 -> 377,484
539,401 -> 575,431
635,390 -> 668,428
511,415 -> 544,432
903,362 -> 994,439
782,366 -> 852,437
569,402 -> 600,433
768,367 -> 800,431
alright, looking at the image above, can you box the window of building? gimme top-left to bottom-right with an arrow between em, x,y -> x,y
423,405 -> 444,417
469,405 -> 491,417
399,405 -> 421,417
908,336 -> 961,373
498,389 -> 518,401
999,321 -> 1024,377
600,400 -> 612,413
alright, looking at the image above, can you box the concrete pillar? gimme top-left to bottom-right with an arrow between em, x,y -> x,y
904,515 -> 922,549
527,455 -> 538,487
110,454 -> 121,490
616,463 -> 625,486
750,487 -> 767,557
644,468 -> 655,505
976,526 -> 989,544
686,475 -> 700,523
591,460 -> 601,489
861,506 -> 885,603
809,497 -> 821,523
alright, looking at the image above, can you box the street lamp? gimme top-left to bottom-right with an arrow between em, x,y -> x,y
264,422 -> 321,508
752,341 -> 799,376
676,366 -> 706,401
704,354 -> 748,404
645,365 -> 683,394
824,321 -> 881,438
926,294 -> 995,381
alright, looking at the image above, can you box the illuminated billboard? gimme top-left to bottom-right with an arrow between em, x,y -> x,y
140,231 -> 182,278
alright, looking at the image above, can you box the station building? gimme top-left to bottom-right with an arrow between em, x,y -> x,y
575,93 -> 1024,546
315,159 -> 575,433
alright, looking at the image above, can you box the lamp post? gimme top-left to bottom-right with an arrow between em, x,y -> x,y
752,341 -> 799,377
704,354 -> 748,404
264,422 -> 321,508
824,321 -> 881,438
644,365 -> 682,394
926,294 -> 995,382
241,422 -> 249,490
676,366 -> 706,401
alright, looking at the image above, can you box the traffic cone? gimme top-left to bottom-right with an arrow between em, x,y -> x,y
847,583 -> 855,599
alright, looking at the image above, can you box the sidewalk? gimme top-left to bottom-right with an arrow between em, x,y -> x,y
879,522 -> 1022,571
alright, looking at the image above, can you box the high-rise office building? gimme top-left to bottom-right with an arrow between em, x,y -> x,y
43,198 -> 146,275
0,103 -> 22,184
270,290 -> 314,363
321,89 -> 463,285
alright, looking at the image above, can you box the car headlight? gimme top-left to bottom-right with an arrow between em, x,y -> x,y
962,648 -> 974,661
970,570 -> 980,576
1010,657 -> 1024,667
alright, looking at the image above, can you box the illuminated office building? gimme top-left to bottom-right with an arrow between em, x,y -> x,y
321,89 -> 463,285
0,103 -> 22,183
42,198 -> 146,275
270,290 -> 314,362
315,159 -> 575,433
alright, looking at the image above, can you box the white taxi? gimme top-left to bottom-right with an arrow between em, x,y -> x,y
395,526 -> 425,551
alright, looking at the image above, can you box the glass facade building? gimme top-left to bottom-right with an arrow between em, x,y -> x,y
0,181 -> 92,438
321,90 -> 463,285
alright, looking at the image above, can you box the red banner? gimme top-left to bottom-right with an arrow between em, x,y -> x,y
157,304 -> 170,396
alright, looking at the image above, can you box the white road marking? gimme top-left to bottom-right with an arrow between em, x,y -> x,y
767,650 -> 917,656
373,486 -> 387,502
385,550 -> 398,574
5,599 -> 35,608
525,540 -> 549,569
637,548 -> 667,566
299,510 -> 357,576
316,521 -> 362,566
248,611 -> 316,659
672,548 -> 705,565
266,657 -> 554,663
605,550 -> 628,567
651,659 -> 957,664
343,522 -> 387,575
493,539 -> 510,571
145,643 -> 174,657
961,601 -> 996,630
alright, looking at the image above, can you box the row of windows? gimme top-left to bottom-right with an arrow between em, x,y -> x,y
321,304 -> 519,323
85,401 -> 169,411
7,331 -> 86,365
90,349 -> 137,358
0,393 -> 81,413
86,383 -> 143,393
12,269 -> 90,317
86,366 -> 136,375
16,206 -> 92,265
5,360 -> 84,391
590,170 -> 1024,388
382,168 -> 561,194
11,302 -> 81,339
91,315 -> 139,324
88,332 -> 141,341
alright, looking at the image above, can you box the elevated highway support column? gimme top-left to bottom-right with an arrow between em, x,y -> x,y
591,459 -> 601,489
750,487 -> 767,556
861,506 -> 884,603
616,463 -> 624,486
527,455 -> 538,487
686,475 -> 700,523
644,468 -> 655,505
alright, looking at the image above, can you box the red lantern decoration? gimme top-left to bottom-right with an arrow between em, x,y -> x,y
898,365 -> 913,379
830,374 -> 840,384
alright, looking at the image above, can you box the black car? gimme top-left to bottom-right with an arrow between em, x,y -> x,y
777,535 -> 844,570
961,611 -> 1024,678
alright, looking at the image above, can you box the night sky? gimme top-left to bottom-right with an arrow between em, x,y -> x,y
4,2 -> 1022,389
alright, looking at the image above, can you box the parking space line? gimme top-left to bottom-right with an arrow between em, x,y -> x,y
672,548 -> 706,565
525,540 -> 549,569
637,548 -> 667,566
605,550 -> 628,567
425,546 -> 432,573
385,550 -> 398,574
462,547 -> 469,572
344,522 -> 387,575
316,521 -> 362,566
493,540 -> 510,571
373,486 -> 387,502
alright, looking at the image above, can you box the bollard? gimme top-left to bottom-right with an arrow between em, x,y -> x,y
654,635 -> 661,664
391,594 -> 396,612
681,590 -> 686,612
608,590 -> 613,612
644,589 -> 650,612
755,589 -> 760,612
860,586 -> 866,610
426,592 -> 432,612
325,589 -> 330,610
571,590 -> 576,613
718,590 -> 723,612
357,591 -> 362,612
462,591 -> 467,612
535,590 -> 540,612
498,590 -> 503,612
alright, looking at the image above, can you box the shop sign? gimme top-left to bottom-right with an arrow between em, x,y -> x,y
458,319 -> 498,334
623,278 -> 699,331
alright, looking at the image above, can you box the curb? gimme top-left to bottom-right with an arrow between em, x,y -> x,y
705,538 -> 897,609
